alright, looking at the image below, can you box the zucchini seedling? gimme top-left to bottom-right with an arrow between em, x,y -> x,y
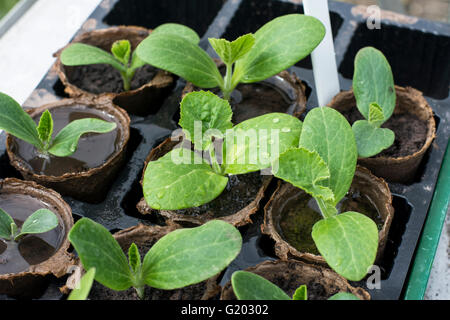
0,208 -> 58,242
136,15 -> 325,100
273,107 -> 379,281
0,92 -> 117,158
351,46 -> 396,157
68,218 -> 242,299
231,271 -> 359,300
142,91 -> 303,210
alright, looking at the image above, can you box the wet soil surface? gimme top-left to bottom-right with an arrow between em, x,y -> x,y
11,105 -> 122,176
341,107 -> 427,158
68,64 -> 158,94
0,194 -> 63,274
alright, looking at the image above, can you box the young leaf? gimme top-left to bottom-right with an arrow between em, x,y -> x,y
67,268 -> 96,301
368,102 -> 384,127
60,43 -> 126,72
37,110 -> 53,146
128,243 -> 141,274
179,91 -> 233,150
274,148 -> 334,203
233,14 -> 325,84
0,92 -> 43,150
68,218 -> 133,291
311,211 -> 379,281
209,34 -> 255,65
292,285 -> 307,300
150,23 -> 200,44
223,113 -> 303,175
143,148 -> 228,210
14,209 -> 58,241
0,208 -> 15,240
136,33 -> 223,88
299,107 -> 357,206
142,220 -> 242,290
328,292 -> 360,300
353,47 -> 395,121
231,271 -> 291,300
47,118 -> 117,157
352,120 -> 395,158
111,40 -> 131,66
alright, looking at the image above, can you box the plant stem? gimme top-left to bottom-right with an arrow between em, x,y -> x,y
222,63 -> 234,101
209,142 -> 223,175
120,69 -> 134,91
134,285 -> 145,300
316,198 -> 338,219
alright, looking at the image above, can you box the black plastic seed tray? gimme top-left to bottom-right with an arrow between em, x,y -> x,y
0,0 -> 448,300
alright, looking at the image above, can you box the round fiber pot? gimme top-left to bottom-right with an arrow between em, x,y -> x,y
0,178 -> 74,298
54,26 -> 175,116
136,135 -> 271,227
328,86 -> 436,183
263,166 -> 394,266
220,260 -> 370,300
182,61 -> 307,123
6,98 -> 130,203
64,224 -> 221,300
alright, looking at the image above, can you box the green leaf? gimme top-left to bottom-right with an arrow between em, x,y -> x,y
299,107 -> 357,205
67,268 -> 96,301
328,292 -> 360,300
142,220 -> 242,290
111,40 -> 131,66
352,120 -> 395,158
368,102 -> 384,127
231,271 -> 291,300
353,46 -> 395,121
223,113 -> 303,175
0,92 -> 43,150
0,208 -> 15,240
209,34 -> 255,65
68,218 -> 133,291
151,23 -> 200,44
130,51 -> 146,71
234,14 -> 325,84
274,148 -> 334,203
37,110 -> 53,146
312,211 -> 379,281
48,118 -> 117,157
128,243 -> 141,274
179,91 -> 233,150
292,285 -> 308,300
143,148 -> 228,210
136,33 -> 222,88
60,43 -> 126,72
14,209 -> 58,241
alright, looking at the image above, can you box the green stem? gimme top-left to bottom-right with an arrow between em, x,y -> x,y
134,285 -> 145,300
209,143 -> 223,175
222,63 -> 234,100
120,69 -> 135,91
316,198 -> 338,219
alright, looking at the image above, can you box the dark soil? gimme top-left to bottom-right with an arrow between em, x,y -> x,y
68,64 -> 158,94
341,107 -> 427,158
174,171 -> 263,218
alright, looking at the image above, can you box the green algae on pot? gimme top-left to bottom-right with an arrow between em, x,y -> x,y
55,26 -> 175,116
220,260 -> 370,301
136,15 -> 324,100
66,219 -> 241,300
263,165 -> 394,266
182,60 -> 308,124
0,178 -> 74,298
5,97 -> 130,203
138,91 -> 302,226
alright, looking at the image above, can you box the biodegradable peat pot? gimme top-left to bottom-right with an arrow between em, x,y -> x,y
0,178 -> 74,298
182,61 -> 307,123
64,224 -> 221,300
328,86 -> 436,183
136,136 -> 271,227
263,166 -> 394,266
54,26 -> 175,116
220,260 -> 370,300
6,98 -> 130,203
